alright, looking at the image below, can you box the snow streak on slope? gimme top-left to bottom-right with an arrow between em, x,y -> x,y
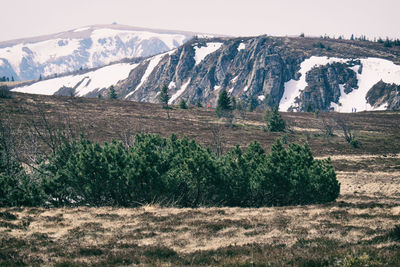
125,51 -> 174,98
280,56 -> 348,111
12,63 -> 137,96
169,79 -> 191,104
194,42 -> 222,65
331,58 -> 400,112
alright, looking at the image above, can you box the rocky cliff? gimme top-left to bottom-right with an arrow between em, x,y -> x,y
115,36 -> 400,111
12,35 -> 400,112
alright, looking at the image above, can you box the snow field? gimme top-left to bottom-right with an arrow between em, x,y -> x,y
194,42 -> 222,65
333,58 -> 400,112
237,43 -> 246,51
279,56 -> 348,111
12,63 -> 137,96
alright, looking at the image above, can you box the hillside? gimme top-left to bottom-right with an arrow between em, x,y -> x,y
0,24 -> 197,81
11,35 -> 400,112
1,92 -> 400,165
1,93 -> 399,265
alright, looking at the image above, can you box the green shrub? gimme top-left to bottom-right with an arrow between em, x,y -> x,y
349,139 -> 360,148
179,99 -> 187,109
4,133 -> 339,208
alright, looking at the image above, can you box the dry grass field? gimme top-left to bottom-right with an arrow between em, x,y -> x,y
1,93 -> 400,266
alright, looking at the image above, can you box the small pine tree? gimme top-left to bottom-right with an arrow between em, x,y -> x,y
231,96 -> 237,110
108,85 -> 117,99
216,89 -> 231,117
305,103 -> 313,112
248,97 -> 258,112
266,105 -> 285,132
350,34 -> 354,41
196,98 -> 202,108
179,99 -> 187,109
158,84 -> 169,109
158,84 -> 170,119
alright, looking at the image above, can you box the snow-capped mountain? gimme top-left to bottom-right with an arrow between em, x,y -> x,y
12,35 -> 400,112
0,24 -> 196,81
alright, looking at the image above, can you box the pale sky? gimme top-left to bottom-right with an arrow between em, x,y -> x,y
1,0 -> 399,42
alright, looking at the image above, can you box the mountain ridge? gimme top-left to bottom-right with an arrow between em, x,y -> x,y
0,24 -> 212,81
11,35 -> 400,112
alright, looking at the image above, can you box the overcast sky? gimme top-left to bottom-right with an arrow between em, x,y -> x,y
1,0 -> 399,42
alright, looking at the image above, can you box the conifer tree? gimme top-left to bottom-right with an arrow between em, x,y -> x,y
179,99 -> 187,109
266,105 -> 285,132
108,85 -> 117,99
216,89 -> 231,117
158,84 -> 169,109
196,98 -> 202,108
158,84 -> 170,119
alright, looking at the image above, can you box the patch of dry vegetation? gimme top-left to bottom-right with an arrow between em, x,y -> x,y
1,93 -> 400,265
1,170 -> 399,265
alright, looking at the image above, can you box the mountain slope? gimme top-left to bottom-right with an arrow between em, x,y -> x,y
0,24 -> 197,81
12,35 -> 400,112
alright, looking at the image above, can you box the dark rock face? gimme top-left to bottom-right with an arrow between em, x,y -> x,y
366,80 -> 400,110
119,37 -> 301,109
297,62 -> 359,111
115,36 -> 400,111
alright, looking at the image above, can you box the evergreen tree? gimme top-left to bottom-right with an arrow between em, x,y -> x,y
248,97 -> 258,112
158,84 -> 170,119
179,99 -> 187,109
108,85 -> 117,99
196,98 -> 202,108
266,106 -> 285,132
158,84 -> 169,109
231,96 -> 237,110
216,89 -> 232,117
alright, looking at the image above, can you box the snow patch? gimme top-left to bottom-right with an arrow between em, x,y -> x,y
231,75 -> 239,83
243,85 -> 249,92
237,43 -> 246,51
126,51 -> 170,98
168,81 -> 176,89
194,42 -> 222,65
280,56 -> 348,111
214,85 -> 221,90
331,58 -> 400,112
228,88 -> 234,93
12,62 -> 137,96
258,95 -> 265,101
73,27 -> 90,32
169,79 -> 191,104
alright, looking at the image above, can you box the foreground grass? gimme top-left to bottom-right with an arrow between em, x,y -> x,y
1,171 -> 399,266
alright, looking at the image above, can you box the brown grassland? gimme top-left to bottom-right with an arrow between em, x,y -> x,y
1,93 -> 400,266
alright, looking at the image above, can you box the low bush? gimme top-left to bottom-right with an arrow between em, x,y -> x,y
2,134 -> 340,207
